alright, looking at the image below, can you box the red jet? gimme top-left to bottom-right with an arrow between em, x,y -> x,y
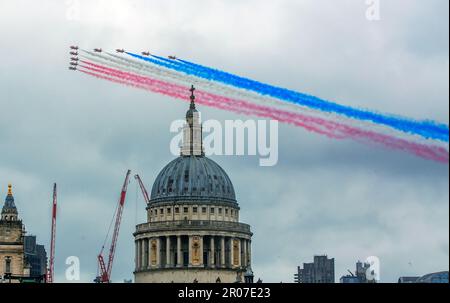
70,51 -> 78,56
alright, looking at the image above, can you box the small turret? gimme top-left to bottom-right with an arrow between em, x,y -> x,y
1,184 -> 18,221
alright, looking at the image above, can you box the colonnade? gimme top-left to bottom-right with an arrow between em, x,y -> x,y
135,235 -> 251,271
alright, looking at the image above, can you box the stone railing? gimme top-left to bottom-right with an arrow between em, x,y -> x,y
135,220 -> 252,234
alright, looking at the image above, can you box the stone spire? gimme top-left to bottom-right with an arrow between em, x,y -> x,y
2,184 -> 18,221
181,85 -> 204,156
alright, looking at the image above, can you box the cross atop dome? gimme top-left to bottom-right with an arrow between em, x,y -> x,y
189,85 -> 196,109
182,85 -> 204,156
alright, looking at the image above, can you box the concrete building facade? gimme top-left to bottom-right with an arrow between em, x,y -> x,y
24,235 -> 48,277
295,255 -> 335,283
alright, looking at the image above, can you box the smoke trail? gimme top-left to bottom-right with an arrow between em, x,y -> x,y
82,60 -> 404,142
78,62 -> 449,163
92,52 -> 348,121
83,51 -> 446,149
126,52 -> 449,142
79,62 -> 340,138
174,58 -> 450,143
82,64 -> 449,163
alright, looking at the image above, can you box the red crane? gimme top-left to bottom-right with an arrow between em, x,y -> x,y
134,174 -> 150,204
47,183 -> 57,283
96,170 -> 131,283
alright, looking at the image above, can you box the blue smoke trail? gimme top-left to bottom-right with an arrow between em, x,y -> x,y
126,52 -> 449,142
151,54 -> 180,64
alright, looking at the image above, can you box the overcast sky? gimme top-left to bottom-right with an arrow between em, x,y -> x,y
0,0 -> 448,283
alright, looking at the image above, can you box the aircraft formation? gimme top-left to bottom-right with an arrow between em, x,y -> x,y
68,46 -> 178,71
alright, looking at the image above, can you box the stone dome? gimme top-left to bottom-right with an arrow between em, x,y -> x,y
150,155 -> 237,204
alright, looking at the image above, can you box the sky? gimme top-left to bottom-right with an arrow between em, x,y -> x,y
0,0 -> 448,283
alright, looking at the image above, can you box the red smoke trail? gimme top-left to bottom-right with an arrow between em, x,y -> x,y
80,61 -> 344,138
79,68 -> 270,119
80,64 -> 338,138
78,63 -> 449,163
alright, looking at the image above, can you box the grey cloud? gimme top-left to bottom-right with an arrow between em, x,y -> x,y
0,0 -> 448,282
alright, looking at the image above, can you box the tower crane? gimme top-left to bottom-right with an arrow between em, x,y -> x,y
134,174 -> 150,204
95,170 -> 131,283
47,183 -> 57,283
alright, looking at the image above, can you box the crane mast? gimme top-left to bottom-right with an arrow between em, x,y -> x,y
134,174 -> 150,204
47,183 -> 57,283
97,169 -> 131,283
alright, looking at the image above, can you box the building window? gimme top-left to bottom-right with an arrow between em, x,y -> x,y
218,208 -> 222,214
202,207 -> 207,214
225,209 -> 228,215
155,209 -> 158,215
193,207 -> 198,213
184,207 -> 189,213
160,208 -> 164,215
167,208 -> 171,214
211,208 -> 215,214
231,209 -> 234,216
5,257 -> 11,274
175,207 -> 179,214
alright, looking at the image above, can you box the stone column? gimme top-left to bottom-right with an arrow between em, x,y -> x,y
220,236 -> 226,267
248,240 -> 252,266
156,237 -> 161,267
237,239 -> 242,268
166,236 -> 171,267
141,239 -> 146,269
242,240 -> 248,268
177,235 -> 182,267
148,238 -> 155,267
136,240 -> 140,270
229,238 -> 234,268
142,238 -> 146,269
188,235 -> 192,266
199,236 -> 204,266
210,236 -> 215,268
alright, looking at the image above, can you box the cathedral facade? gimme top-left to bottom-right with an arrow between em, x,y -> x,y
134,87 -> 253,283
0,185 -> 30,282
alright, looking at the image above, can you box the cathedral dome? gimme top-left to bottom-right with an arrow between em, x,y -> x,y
150,155 -> 237,204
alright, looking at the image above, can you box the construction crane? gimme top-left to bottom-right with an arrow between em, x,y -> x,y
47,183 -> 57,283
134,174 -> 150,204
95,170 -> 131,283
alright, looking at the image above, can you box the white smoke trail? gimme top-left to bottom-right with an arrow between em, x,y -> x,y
78,62 -> 449,163
81,50 -> 448,150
